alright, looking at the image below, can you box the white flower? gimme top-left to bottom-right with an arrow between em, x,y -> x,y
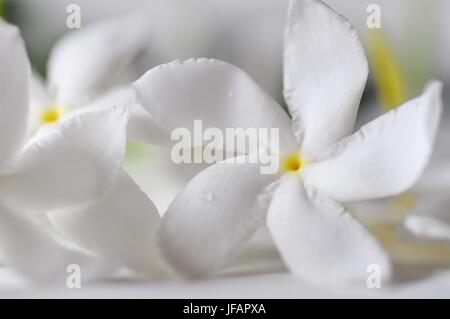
0,20 -> 162,282
0,20 -> 128,282
131,0 -> 443,284
29,13 -> 151,132
28,12 -> 168,149
24,14 -> 166,277
25,12 -> 166,276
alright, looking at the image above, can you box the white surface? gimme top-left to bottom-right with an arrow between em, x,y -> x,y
2,269 -> 450,299
1,228 -> 450,298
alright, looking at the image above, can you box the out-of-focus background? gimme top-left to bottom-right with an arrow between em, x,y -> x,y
0,0 -> 449,297
5,0 -> 450,95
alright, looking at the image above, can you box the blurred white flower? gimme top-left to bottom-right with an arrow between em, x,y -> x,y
24,14 -> 166,277
28,12 -> 151,132
25,11 -> 177,213
131,0 -> 442,284
0,19 -> 163,282
0,20 -> 129,282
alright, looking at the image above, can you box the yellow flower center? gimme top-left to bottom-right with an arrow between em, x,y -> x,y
41,105 -> 66,124
283,154 -> 306,174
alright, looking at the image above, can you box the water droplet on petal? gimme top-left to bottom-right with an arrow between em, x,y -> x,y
201,191 -> 214,202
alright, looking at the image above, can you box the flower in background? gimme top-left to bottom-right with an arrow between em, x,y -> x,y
28,12 -> 151,132
0,19 -> 164,282
24,10 -> 184,213
0,20 -> 128,282
131,0 -> 442,284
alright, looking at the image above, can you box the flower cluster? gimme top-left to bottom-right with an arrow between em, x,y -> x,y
0,0 -> 447,287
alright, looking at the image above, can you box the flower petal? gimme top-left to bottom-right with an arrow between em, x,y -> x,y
82,86 -> 171,146
302,81 -> 443,202
0,21 -> 30,167
48,169 -> 163,275
284,0 -> 368,159
30,70 -> 51,110
159,156 -> 278,277
0,202 -> 95,283
47,13 -> 151,107
27,70 -> 54,134
133,58 -> 298,155
403,194 -> 450,242
267,174 -> 392,284
0,106 -> 129,211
